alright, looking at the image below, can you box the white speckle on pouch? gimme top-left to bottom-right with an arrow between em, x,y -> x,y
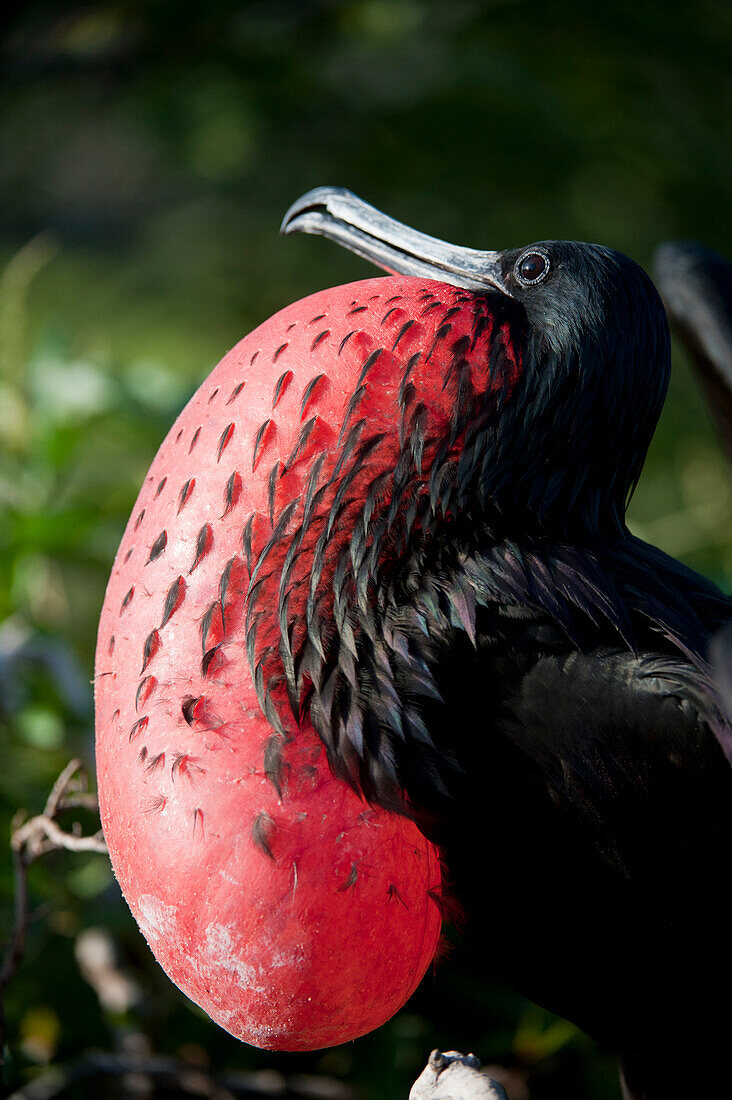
269,946 -> 304,969
218,869 -> 241,887
204,922 -> 265,992
138,894 -> 178,943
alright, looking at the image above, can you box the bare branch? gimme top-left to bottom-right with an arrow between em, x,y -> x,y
12,815 -> 107,856
0,840 -> 30,1013
0,758 -> 108,1064
58,792 -> 101,812
43,758 -> 89,817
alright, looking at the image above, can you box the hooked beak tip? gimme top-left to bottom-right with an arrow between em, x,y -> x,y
280,186 -> 355,236
280,186 -> 508,296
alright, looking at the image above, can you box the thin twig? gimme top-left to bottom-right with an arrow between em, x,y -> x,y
43,758 -> 91,817
58,792 -> 101,812
0,759 -> 108,1063
0,825 -> 30,1015
12,815 -> 107,856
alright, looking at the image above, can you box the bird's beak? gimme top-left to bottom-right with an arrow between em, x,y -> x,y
281,187 -> 509,295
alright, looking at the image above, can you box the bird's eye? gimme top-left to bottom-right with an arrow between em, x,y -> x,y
516,250 -> 550,286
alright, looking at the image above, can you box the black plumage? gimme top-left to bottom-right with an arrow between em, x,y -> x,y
654,240 -> 732,469
272,189 -> 732,1099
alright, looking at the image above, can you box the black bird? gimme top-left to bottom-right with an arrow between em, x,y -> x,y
280,188 -> 732,1100
654,240 -> 732,471
655,238 -> 732,765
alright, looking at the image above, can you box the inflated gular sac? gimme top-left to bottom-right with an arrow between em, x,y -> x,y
95,276 -> 518,1050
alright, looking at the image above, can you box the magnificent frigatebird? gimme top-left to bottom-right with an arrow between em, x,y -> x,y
654,240 -> 732,471
655,239 -> 732,754
278,189 -> 732,1100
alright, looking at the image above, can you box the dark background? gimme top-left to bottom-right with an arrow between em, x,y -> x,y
1,2 -> 731,1097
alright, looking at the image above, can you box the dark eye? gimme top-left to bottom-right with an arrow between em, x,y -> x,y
516,250 -> 550,286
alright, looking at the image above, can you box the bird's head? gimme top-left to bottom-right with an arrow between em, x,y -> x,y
283,188 -> 671,536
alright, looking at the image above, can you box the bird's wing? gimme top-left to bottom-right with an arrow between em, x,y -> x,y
308,527 -> 732,824
422,613 -> 732,1054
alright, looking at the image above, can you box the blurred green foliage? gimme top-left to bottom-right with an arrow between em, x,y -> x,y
1,1 -> 731,1097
